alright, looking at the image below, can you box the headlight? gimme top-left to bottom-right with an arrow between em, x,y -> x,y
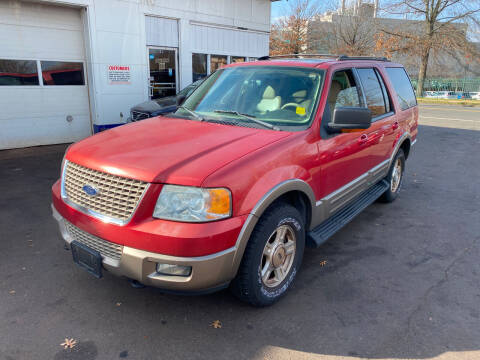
153,185 -> 232,222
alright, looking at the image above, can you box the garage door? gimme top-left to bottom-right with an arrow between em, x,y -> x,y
0,1 -> 91,150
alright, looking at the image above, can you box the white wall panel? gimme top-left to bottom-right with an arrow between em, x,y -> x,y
190,24 -> 269,57
146,16 -> 179,47
0,1 -> 85,61
0,87 -> 91,149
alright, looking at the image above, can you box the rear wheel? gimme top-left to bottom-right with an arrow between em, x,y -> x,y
380,149 -> 405,203
230,203 -> 305,306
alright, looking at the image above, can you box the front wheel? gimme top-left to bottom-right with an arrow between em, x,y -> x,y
230,203 -> 305,306
380,148 -> 405,203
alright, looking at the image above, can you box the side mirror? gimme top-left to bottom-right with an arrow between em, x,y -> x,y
176,94 -> 187,106
328,107 -> 372,133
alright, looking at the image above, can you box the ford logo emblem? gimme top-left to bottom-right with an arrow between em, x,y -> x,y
82,184 -> 99,196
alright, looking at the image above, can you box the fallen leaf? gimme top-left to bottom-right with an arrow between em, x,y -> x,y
9,290 -> 15,295
319,260 -> 327,267
210,320 -> 222,329
60,338 -> 77,349
116,302 -> 122,306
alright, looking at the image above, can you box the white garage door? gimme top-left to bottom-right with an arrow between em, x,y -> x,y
0,1 -> 91,150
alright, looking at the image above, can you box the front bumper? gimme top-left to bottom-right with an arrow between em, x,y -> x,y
52,205 -> 236,292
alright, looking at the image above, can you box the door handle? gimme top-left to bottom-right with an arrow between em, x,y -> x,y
392,121 -> 399,130
358,134 -> 368,144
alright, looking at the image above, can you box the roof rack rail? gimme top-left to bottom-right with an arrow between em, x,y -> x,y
257,54 -> 390,62
257,54 -> 341,60
337,55 -> 390,62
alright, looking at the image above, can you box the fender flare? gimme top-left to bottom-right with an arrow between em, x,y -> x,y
228,179 -> 316,278
390,132 -> 411,168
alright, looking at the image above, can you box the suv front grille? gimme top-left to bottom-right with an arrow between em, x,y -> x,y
65,221 -> 123,260
131,110 -> 150,122
62,161 -> 148,224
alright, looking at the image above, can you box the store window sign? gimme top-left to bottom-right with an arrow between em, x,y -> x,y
108,65 -> 131,85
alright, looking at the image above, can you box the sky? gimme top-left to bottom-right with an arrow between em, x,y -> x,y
270,2 -> 284,20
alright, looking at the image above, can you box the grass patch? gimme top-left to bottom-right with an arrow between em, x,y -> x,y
417,98 -> 480,106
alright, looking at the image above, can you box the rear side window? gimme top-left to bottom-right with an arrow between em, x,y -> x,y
385,67 -> 417,110
357,68 -> 387,118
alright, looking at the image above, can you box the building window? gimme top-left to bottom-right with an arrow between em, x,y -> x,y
210,55 -> 227,73
192,53 -> 207,82
231,56 -> 246,63
0,59 -> 39,86
41,61 -> 85,85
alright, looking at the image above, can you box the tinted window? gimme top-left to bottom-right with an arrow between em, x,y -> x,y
357,68 -> 386,117
0,59 -> 39,86
386,67 -> 417,110
41,61 -> 84,85
375,69 -> 392,113
192,53 -> 207,82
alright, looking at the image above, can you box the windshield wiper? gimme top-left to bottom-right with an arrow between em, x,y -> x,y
178,106 -> 204,121
213,110 -> 280,131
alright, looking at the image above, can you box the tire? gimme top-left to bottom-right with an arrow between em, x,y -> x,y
379,148 -> 405,203
230,202 -> 305,307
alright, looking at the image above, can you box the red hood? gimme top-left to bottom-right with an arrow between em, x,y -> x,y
66,117 -> 290,185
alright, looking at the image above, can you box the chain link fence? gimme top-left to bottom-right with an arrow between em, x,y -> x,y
411,78 -> 480,99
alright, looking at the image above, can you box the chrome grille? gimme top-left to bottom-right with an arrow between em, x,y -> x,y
130,110 -> 150,122
65,221 -> 123,260
63,161 -> 148,224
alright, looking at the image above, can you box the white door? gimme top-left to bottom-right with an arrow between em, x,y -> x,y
0,1 -> 91,150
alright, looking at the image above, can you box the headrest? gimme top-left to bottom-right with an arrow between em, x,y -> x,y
329,80 -> 342,95
262,86 -> 276,99
293,90 -> 307,98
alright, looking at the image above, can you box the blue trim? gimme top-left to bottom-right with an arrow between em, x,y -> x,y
93,123 -> 124,133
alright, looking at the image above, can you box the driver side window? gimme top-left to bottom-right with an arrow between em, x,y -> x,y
327,70 -> 362,114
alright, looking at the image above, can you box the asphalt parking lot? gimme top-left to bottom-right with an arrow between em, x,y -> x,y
1,104 -> 479,360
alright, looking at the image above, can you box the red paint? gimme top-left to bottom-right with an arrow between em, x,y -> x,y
52,59 -> 418,257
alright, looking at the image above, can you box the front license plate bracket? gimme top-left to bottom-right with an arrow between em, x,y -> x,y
71,241 -> 103,278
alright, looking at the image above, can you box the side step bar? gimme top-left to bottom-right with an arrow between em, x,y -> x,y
307,180 -> 389,248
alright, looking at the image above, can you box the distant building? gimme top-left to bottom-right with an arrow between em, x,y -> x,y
307,0 -> 479,79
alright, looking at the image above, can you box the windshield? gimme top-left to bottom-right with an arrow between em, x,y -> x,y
176,66 -> 325,131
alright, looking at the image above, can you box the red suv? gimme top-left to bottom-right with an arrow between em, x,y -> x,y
52,55 -> 418,306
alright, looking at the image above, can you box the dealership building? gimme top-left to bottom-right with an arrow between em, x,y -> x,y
0,0 -> 275,149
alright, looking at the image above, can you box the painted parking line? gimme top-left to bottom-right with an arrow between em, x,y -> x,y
419,116 -> 476,122
420,106 -> 480,112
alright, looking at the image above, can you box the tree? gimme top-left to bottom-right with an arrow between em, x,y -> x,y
311,12 -> 378,56
378,0 -> 480,95
270,0 -> 321,55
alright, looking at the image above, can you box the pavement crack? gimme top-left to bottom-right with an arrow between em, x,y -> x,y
405,237 -> 479,335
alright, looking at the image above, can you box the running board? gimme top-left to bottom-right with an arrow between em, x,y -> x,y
307,180 -> 389,248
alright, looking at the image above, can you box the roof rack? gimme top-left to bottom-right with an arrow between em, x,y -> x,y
337,55 -> 390,61
257,54 -> 390,62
